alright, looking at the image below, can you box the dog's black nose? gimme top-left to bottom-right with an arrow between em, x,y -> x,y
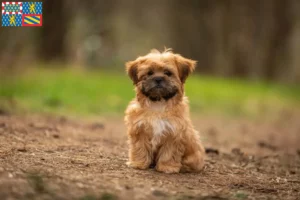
154,77 -> 164,84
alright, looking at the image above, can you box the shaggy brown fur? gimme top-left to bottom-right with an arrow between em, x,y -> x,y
124,49 -> 205,173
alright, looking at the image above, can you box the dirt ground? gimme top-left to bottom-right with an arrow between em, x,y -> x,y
0,113 -> 299,200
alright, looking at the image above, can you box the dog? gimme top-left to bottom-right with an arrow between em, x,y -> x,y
124,49 -> 205,173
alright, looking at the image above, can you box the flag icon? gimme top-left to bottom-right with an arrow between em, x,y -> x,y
1,2 -> 42,27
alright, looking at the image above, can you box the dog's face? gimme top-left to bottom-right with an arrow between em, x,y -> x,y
126,49 -> 196,102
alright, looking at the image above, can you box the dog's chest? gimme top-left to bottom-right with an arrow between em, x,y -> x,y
151,119 -> 174,136
148,118 -> 175,151
131,101 -> 178,148
137,117 -> 175,135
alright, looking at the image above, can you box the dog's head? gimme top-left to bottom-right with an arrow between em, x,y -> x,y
126,49 -> 196,102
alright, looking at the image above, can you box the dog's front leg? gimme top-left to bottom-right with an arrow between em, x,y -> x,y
127,129 -> 152,170
155,138 -> 184,174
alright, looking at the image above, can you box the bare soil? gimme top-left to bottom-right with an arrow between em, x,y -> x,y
0,113 -> 299,200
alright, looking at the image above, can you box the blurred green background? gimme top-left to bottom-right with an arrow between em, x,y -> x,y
0,0 -> 300,118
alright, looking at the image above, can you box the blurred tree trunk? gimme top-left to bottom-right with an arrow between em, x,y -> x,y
39,0 -> 69,62
264,0 -> 292,81
289,0 -> 300,82
211,0 -> 232,76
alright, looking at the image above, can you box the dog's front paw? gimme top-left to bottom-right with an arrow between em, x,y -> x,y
156,164 -> 181,174
126,161 -> 150,170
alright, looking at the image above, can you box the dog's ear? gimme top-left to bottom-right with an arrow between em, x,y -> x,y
126,59 -> 140,85
174,54 -> 197,83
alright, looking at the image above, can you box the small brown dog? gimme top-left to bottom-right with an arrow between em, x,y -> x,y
124,49 -> 205,173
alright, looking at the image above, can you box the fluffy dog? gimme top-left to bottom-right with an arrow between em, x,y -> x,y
124,49 -> 205,173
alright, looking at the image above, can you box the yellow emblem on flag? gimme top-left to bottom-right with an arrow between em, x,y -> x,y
9,15 -> 16,26
29,2 -> 35,14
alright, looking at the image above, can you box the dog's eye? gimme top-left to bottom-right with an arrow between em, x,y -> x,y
164,70 -> 172,76
147,71 -> 154,76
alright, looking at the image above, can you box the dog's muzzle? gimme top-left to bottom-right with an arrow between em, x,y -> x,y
141,77 -> 178,101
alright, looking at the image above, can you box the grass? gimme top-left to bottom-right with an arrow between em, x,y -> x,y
234,191 -> 248,199
0,67 -> 299,118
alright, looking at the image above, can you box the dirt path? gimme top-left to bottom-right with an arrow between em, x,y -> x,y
0,114 -> 299,200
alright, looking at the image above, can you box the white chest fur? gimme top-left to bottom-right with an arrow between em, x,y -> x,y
151,118 -> 175,151
152,119 -> 174,136
147,101 -> 175,135
136,118 -> 175,136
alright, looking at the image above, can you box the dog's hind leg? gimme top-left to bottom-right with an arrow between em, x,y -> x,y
180,146 -> 205,173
